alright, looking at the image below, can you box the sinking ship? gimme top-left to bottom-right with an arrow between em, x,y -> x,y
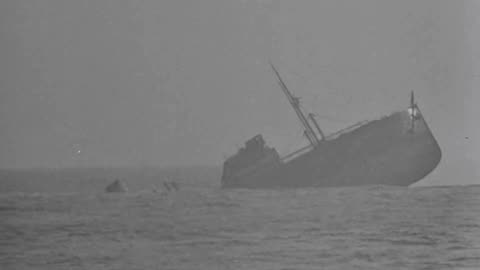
221,64 -> 441,188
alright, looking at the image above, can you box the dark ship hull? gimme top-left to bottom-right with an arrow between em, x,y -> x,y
221,108 -> 441,188
221,64 -> 441,188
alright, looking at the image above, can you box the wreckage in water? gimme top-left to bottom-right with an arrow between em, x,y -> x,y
221,64 -> 441,188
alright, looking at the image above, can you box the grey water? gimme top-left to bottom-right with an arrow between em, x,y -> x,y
1,169 -> 479,270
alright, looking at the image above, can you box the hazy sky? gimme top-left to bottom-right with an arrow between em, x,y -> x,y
1,0 -> 479,185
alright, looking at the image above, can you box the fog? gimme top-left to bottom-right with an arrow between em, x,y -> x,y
1,0 -> 479,185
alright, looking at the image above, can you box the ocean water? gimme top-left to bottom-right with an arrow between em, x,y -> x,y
1,172 -> 480,269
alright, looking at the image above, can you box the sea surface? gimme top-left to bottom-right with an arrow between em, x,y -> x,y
1,170 -> 480,270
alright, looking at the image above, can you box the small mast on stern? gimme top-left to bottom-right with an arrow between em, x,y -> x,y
408,91 -> 419,132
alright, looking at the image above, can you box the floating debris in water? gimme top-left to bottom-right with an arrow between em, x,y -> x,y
105,179 -> 128,193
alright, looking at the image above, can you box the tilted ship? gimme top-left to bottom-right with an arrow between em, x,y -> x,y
221,64 -> 441,188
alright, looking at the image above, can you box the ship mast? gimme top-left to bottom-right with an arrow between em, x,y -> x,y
269,62 -> 320,146
308,113 -> 326,141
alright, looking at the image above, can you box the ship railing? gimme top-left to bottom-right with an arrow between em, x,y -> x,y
279,120 -> 371,163
280,144 -> 314,163
324,120 -> 370,140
